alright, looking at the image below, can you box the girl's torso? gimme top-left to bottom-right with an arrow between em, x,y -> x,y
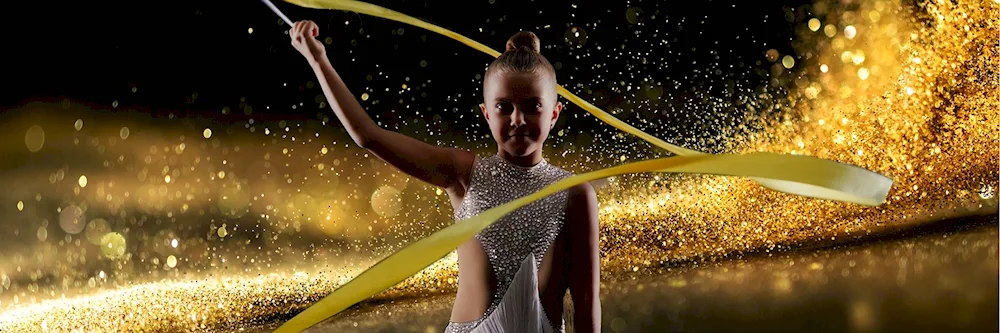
445,154 -> 574,333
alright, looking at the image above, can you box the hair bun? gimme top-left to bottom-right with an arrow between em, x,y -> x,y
505,31 -> 541,53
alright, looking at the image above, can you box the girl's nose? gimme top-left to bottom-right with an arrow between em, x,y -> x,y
509,109 -> 526,127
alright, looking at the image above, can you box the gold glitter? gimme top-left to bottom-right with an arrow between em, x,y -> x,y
980,185 -> 995,200
164,175 -> 171,183
74,119 -> 83,131
204,128 -> 213,139
16,200 -> 23,211
248,27 -> 254,34
167,255 -> 177,268
78,175 -> 88,188
119,127 -> 129,140
0,0 -> 996,332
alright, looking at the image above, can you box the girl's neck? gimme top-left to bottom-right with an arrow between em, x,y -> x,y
497,149 -> 544,168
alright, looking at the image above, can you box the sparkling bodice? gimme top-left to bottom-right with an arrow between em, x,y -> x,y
454,153 -> 573,323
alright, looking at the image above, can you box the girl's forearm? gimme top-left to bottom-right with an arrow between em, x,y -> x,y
308,55 -> 380,147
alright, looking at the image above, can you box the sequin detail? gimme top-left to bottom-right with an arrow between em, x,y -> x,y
444,319 -> 483,333
448,154 -> 573,332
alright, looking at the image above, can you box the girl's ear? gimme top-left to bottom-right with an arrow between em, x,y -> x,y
480,103 -> 489,121
551,101 -> 563,123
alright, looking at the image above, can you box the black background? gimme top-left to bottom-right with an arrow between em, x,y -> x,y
2,0 -> 812,127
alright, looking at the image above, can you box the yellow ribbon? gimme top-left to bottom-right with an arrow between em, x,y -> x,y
274,1 -> 895,331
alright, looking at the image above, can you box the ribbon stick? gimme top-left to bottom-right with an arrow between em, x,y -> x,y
259,1 -> 895,331
261,0 -> 294,28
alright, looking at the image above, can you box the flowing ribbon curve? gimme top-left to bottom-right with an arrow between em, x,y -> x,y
274,1 -> 895,331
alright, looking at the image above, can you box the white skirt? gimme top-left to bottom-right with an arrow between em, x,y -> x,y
444,253 -> 563,333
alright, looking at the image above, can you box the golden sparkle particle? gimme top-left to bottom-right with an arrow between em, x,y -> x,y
164,175 -> 172,183
858,68 -> 870,80
167,255 -> 178,268
845,25 -> 858,39
852,51 -> 866,64
869,10 -> 881,22
980,185 -> 995,200
101,232 -> 126,259
765,49 -> 779,62
120,127 -> 130,140
204,128 -> 213,139
782,55 -> 795,69
218,224 -> 228,238
24,125 -> 45,152
371,186 -> 402,218
60,205 -> 86,234
74,119 -> 84,131
824,24 -> 837,37
79,175 -> 88,188
16,200 -> 24,211
808,18 -> 821,31
248,27 -> 254,34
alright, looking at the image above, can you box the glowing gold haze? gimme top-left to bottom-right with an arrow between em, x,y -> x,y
0,0 -> 996,331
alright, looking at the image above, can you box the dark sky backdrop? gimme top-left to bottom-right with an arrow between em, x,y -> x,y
3,0 -> 813,130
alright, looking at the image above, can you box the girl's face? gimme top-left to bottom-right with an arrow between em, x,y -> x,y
481,71 -> 563,157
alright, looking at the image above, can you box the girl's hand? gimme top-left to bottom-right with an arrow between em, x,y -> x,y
291,20 -> 325,61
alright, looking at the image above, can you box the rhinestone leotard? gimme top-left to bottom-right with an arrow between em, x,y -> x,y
445,154 -> 573,333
